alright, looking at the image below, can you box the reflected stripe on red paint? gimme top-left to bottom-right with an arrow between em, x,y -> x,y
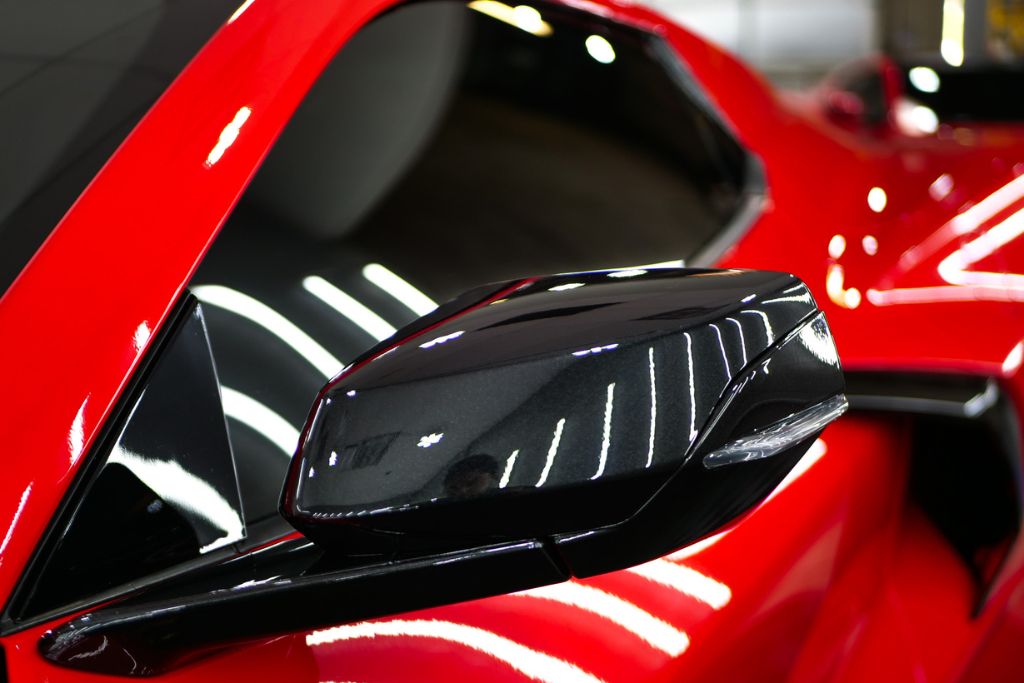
306,619 -> 605,683
514,582 -> 690,656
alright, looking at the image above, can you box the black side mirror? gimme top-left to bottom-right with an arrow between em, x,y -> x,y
283,267 -> 845,574
41,268 -> 845,676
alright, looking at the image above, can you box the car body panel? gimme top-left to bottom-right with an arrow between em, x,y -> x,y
2,0 -> 1024,680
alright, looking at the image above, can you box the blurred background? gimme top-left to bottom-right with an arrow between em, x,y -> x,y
641,0 -> 1024,87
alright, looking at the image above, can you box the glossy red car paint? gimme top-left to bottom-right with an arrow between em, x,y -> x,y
2,0 -> 1024,681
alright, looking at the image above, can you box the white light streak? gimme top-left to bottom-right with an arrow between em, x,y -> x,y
303,276 -> 397,341
726,317 -> 747,367
646,348 -> 657,468
516,583 -> 689,656
741,309 -> 774,344
549,282 -> 585,292
0,485 -> 32,562
591,383 -> 616,480
221,386 -> 300,457
709,323 -> 731,378
499,450 -> 520,488
69,397 -> 88,465
362,263 -> 438,317
908,66 -> 941,93
627,558 -> 732,609
133,321 -> 151,353
109,445 -> 244,553
667,530 -> 729,561
867,186 -> 887,213
1004,342 -> 1024,375
585,35 -> 616,64
417,433 -> 444,448
306,619 -> 602,683
607,268 -> 645,278
572,344 -> 618,358
205,106 -> 252,167
828,234 -> 846,259
941,0 -> 965,66
466,1 -> 554,37
193,285 -> 343,378
684,333 -> 698,442
536,418 -> 566,487
420,331 -> 464,349
227,0 -> 255,23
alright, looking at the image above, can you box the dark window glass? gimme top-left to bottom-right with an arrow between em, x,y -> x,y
900,63 -> 1024,122
9,301 -> 244,621
191,1 -> 757,526
0,0 -> 241,294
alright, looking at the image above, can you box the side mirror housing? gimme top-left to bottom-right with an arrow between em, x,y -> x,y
42,268 -> 846,676
283,268 -> 845,575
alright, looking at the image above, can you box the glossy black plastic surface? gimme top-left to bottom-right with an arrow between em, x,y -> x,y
283,268 -> 827,555
555,311 -> 845,576
9,300 -> 244,620
38,538 -> 565,677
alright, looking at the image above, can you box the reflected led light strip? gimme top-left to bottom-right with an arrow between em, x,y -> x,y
221,386 -> 300,458
109,446 -> 244,553
516,583 -> 689,656
303,276 -> 397,341
941,0 -> 965,67
0,484 -> 32,560
726,317 -> 747,366
709,323 -> 731,378
684,333 -> 698,442
205,106 -> 252,167
467,1 -> 553,37
193,285 -> 342,378
591,384 -> 616,480
869,204 -> 1024,306
362,263 -> 438,317
499,450 -> 520,488
667,530 -> 729,561
626,558 -> 732,610
740,309 -> 774,344
306,619 -> 603,683
536,418 -> 566,487
646,348 -> 657,468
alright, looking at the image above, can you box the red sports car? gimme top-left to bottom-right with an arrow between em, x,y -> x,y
1,0 -> 1023,681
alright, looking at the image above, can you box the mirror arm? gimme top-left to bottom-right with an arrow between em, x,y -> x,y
38,538 -> 566,677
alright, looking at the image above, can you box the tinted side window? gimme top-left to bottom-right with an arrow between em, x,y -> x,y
8,301 -> 243,621
191,0 -> 756,528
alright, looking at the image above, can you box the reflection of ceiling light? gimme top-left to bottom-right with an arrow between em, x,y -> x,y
941,0 -> 965,66
908,66 -> 941,93
417,433 -> 444,448
205,106 -> 251,167
862,235 -> 878,255
549,282 -> 584,291
585,35 -> 616,64
363,263 -> 437,317
867,187 -> 887,213
929,173 -> 954,201
306,619 -> 601,683
828,234 -> 846,259
608,269 -> 646,278
467,1 -> 553,37
303,276 -> 397,342
420,330 -> 464,349
895,100 -> 939,136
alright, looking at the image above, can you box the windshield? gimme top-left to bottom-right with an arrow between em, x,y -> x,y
0,0 -> 242,295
